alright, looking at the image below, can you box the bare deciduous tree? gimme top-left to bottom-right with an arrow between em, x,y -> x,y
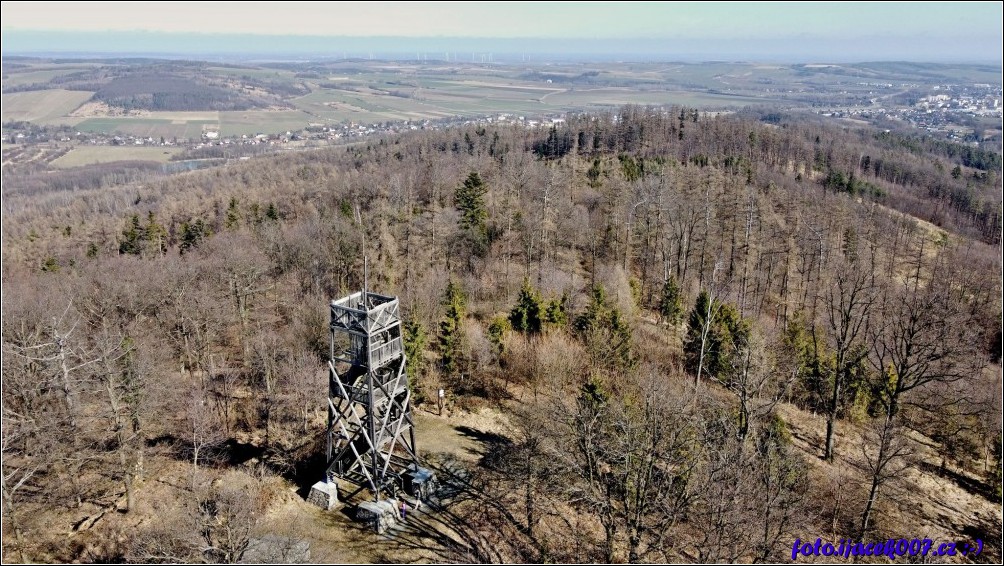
821,252 -> 875,461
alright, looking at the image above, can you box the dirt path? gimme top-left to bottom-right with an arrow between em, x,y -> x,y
539,89 -> 567,104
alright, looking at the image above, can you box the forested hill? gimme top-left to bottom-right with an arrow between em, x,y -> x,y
3,107 -> 1001,563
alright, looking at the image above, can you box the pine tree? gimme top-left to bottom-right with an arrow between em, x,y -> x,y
577,374 -> 609,412
574,286 -> 634,372
683,290 -> 748,382
119,214 -> 143,255
41,256 -> 60,272
403,317 -> 427,381
180,219 -> 210,255
439,280 -> 467,377
658,276 -> 684,326
784,311 -> 818,395
487,316 -> 511,356
249,202 -> 262,225
509,279 -> 543,334
587,158 -> 602,187
144,211 -> 167,256
714,303 -> 749,378
683,290 -> 712,378
225,197 -> 241,230
544,293 -> 569,327
455,172 -> 488,236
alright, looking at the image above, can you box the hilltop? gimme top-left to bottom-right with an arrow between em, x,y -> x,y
2,105 -> 1001,563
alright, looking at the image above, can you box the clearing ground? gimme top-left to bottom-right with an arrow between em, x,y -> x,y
255,406 -> 513,563
414,406 -> 510,462
57,404 -> 510,563
69,101 -> 152,118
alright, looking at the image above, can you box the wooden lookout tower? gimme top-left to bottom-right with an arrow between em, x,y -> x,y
319,290 -> 431,503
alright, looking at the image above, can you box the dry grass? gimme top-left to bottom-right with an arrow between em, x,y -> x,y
778,403 -> 1002,561
32,405 -> 513,564
12,375 -> 999,563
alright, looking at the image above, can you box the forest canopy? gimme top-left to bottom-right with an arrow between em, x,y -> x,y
2,105 -> 1001,563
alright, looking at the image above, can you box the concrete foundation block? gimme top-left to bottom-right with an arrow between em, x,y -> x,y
356,498 -> 400,533
307,481 -> 339,511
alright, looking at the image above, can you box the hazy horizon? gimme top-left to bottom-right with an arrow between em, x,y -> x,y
2,2 -> 1002,64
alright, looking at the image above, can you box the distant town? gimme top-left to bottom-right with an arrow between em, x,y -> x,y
3,58 -> 1000,173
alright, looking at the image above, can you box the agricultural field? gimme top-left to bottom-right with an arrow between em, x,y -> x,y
219,110 -> 313,136
1,60 -> 101,86
48,145 -> 182,168
1,89 -> 93,124
204,66 -> 299,80
289,84 -> 528,123
2,57 -> 1000,141
0,58 -> 849,138
539,88 -> 771,109
73,116 -> 218,140
1,67 -> 86,88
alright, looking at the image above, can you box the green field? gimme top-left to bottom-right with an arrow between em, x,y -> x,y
219,110 -> 313,136
289,78 -> 568,123
75,117 -> 216,140
1,89 -> 93,123
49,145 -> 182,168
292,88 -> 457,122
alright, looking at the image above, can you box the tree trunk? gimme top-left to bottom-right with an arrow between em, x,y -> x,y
695,293 -> 714,389
604,520 -> 616,564
106,370 -> 134,512
524,473 -> 535,539
824,378 -> 841,461
860,410 -> 895,537
119,446 -> 135,512
859,474 -> 880,537
2,492 -> 27,562
57,337 -> 77,428
628,534 -> 641,563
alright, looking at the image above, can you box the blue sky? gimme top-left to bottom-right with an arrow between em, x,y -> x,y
2,1 -> 1002,62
